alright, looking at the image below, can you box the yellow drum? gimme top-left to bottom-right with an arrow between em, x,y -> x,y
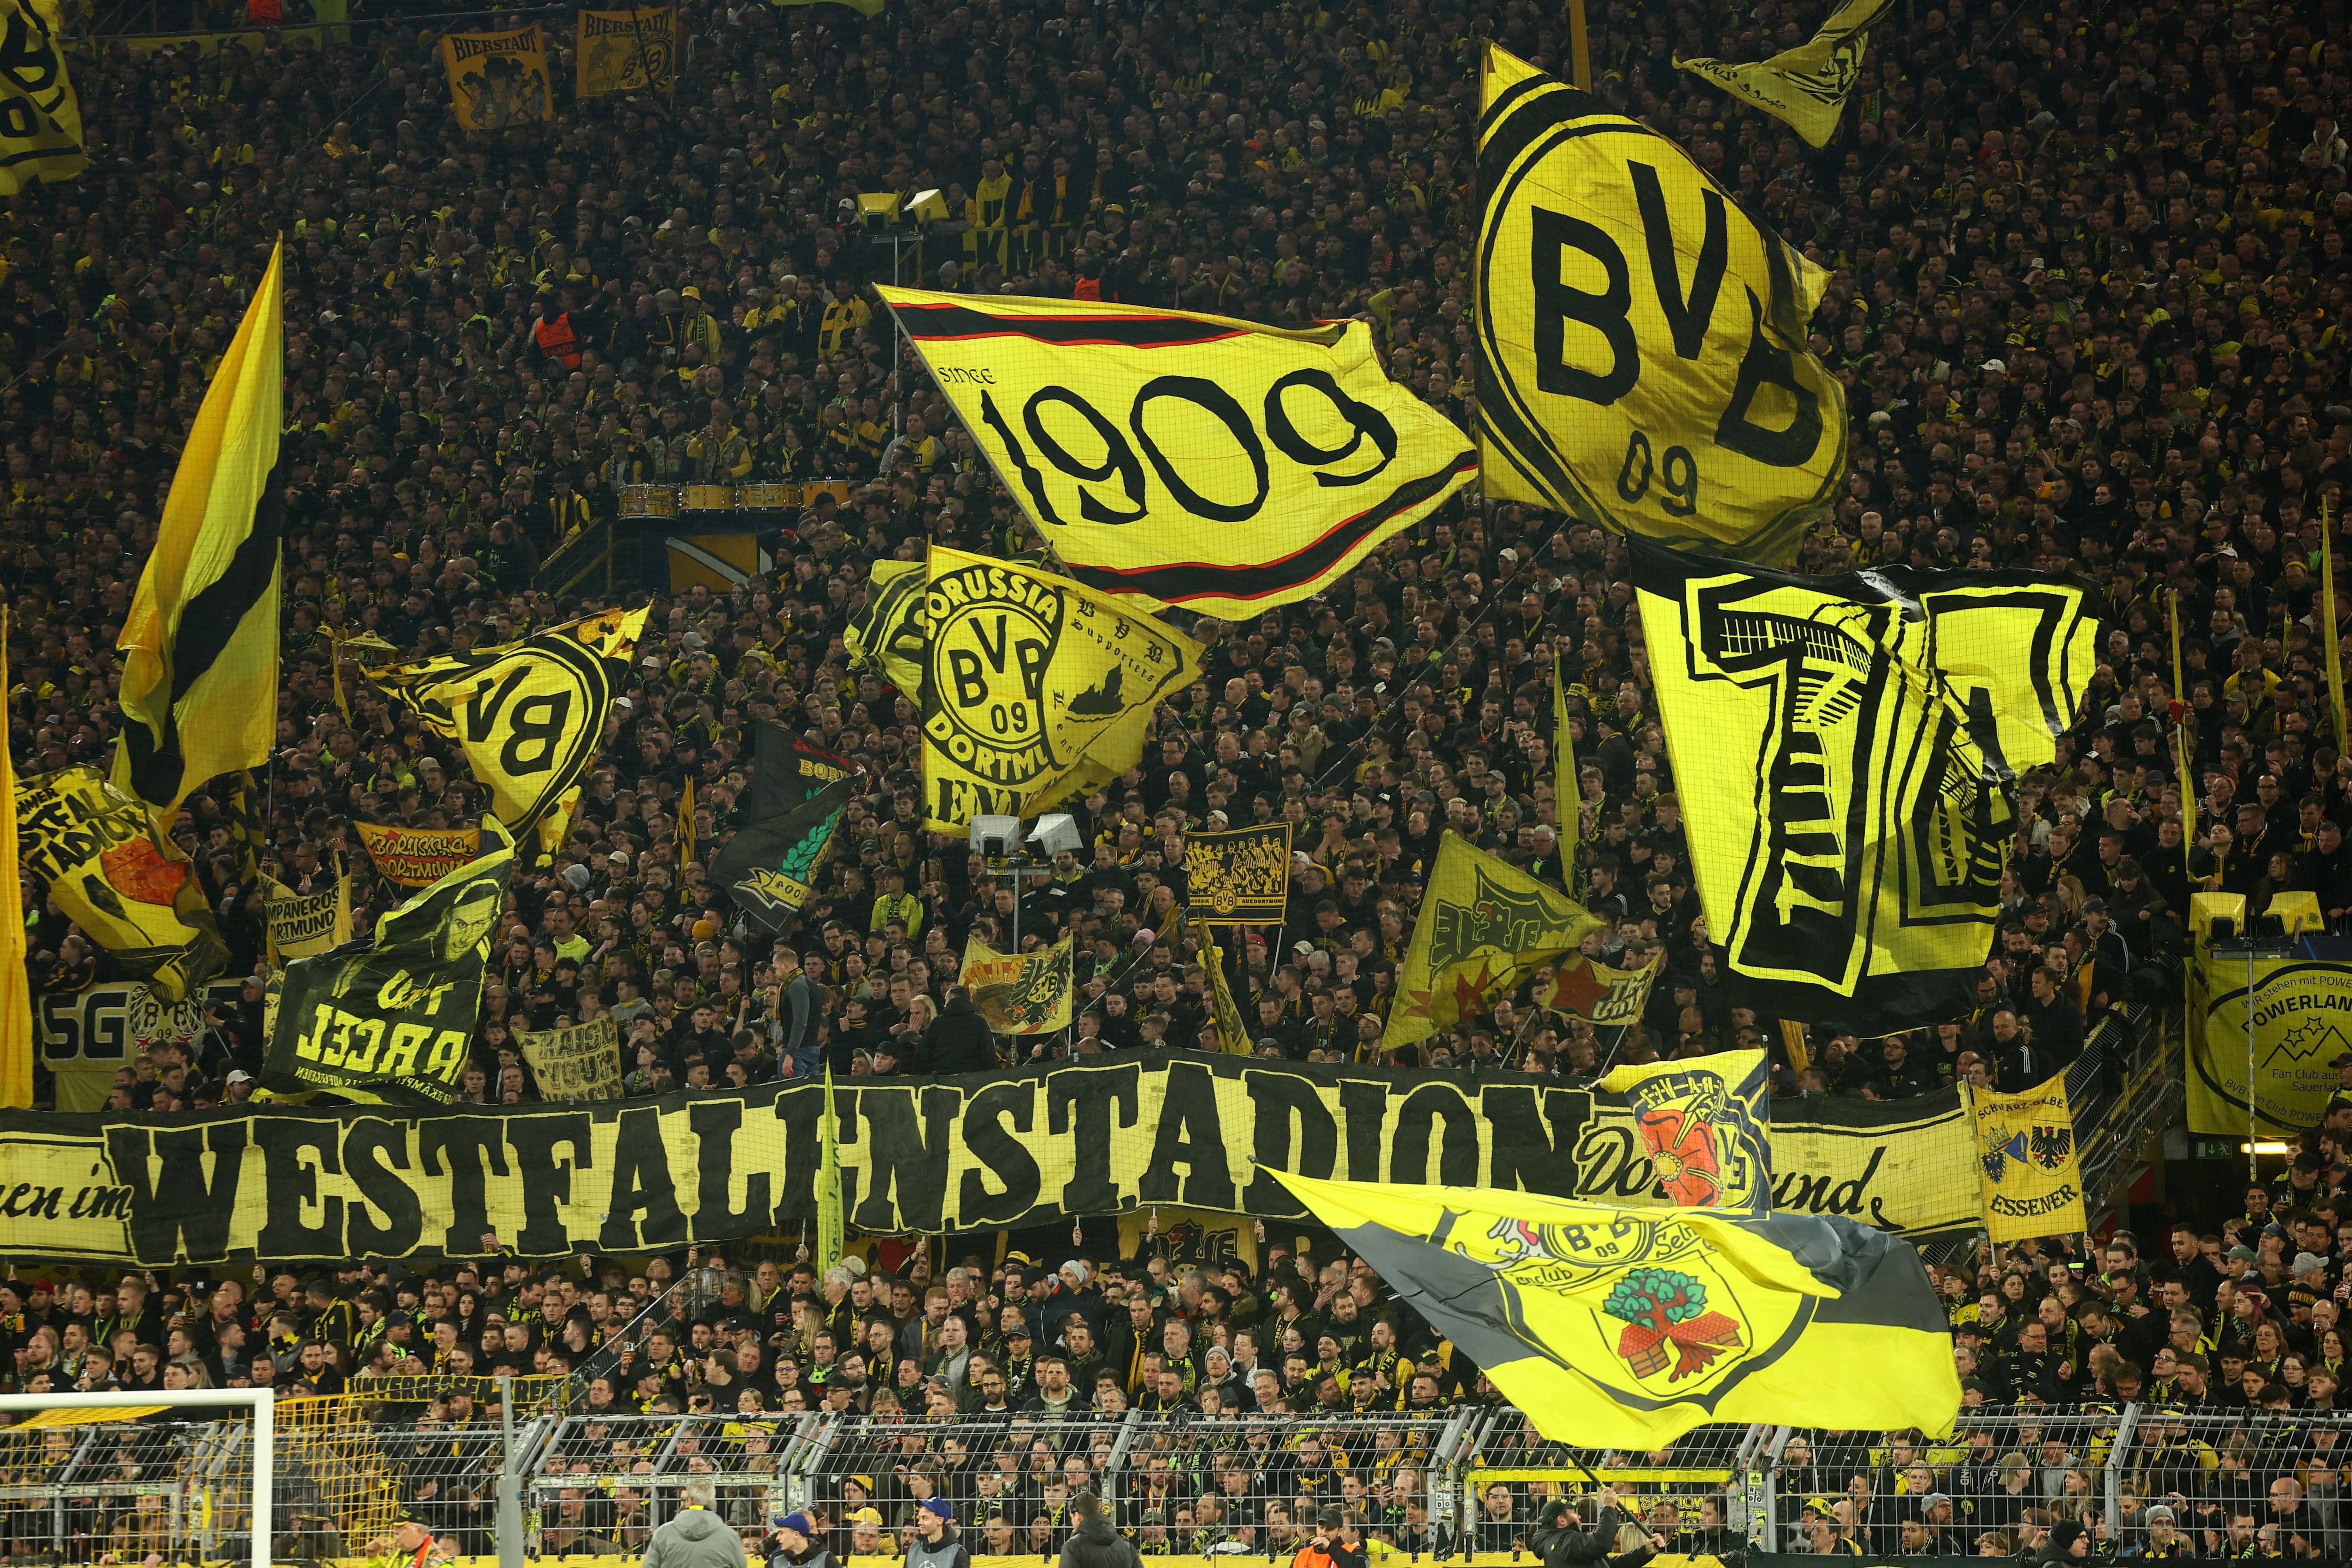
800,478 -> 853,509
618,485 -> 678,517
738,484 -> 796,512
680,484 -> 738,515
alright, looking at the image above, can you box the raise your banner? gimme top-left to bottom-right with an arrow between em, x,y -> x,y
0,1051 -> 1983,1266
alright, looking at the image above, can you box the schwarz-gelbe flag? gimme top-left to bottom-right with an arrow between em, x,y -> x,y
266,819 -> 516,1106
1678,0 -> 1897,149
373,608 -> 648,860
1275,1169 -> 1961,1448
959,934 -> 1074,1035
1381,831 -> 1600,1052
1476,45 -> 1845,568
1968,1076 -> 2085,1242
1631,535 -> 2098,1033
1598,1049 -> 1772,1211
441,25 -> 553,132
575,6 -> 674,98
920,547 -> 1204,831
878,287 -> 1476,615
1185,824 -> 1292,923
112,241 -> 285,814
0,0 -> 85,194
710,724 -> 858,937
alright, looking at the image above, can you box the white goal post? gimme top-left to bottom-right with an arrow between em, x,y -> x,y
0,1385 -> 272,1568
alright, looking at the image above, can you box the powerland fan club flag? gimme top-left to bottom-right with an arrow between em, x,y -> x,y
920,547 -> 1204,831
373,608 -> 648,860
0,0 -> 86,194
1678,0 -> 1897,149
959,935 -> 1074,1035
15,766 -> 229,1004
1476,45 -> 1846,568
1185,824 -> 1292,923
710,724 -> 858,937
878,287 -> 1477,615
266,820 -> 517,1106
1275,1168 -> 1962,1448
1382,831 -> 1600,1052
1632,535 -> 2098,1034
113,242 -> 286,814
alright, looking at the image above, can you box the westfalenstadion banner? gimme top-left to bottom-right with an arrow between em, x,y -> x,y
0,1050 -> 1984,1266
2188,950 -> 2349,1138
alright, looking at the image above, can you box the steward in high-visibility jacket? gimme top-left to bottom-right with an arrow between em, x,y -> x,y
533,301 -> 581,369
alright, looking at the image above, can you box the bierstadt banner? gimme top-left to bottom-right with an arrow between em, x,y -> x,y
264,875 -> 352,967
959,935 -> 1074,1035
919,548 -> 1205,831
2187,949 -> 2349,1138
843,558 -> 925,697
14,766 -> 229,1005
1967,1076 -> 2085,1241
354,822 -> 481,888
1275,1169 -> 1962,1448
0,1049 -> 1983,1266
1596,1049 -> 1771,1211
1382,831 -> 1601,1052
441,26 -> 553,132
372,608 -> 648,859
0,0 -> 86,195
1542,952 -> 1661,1030
574,7 -> 674,98
265,821 -> 517,1107
518,1016 -> 623,1102
1474,45 -> 1845,569
1677,0 -> 1896,148
1184,825 -> 1293,924
877,287 -> 1477,616
37,979 -> 245,1113
710,724 -> 858,937
1196,921 -> 1251,1054
1630,536 -> 2098,1035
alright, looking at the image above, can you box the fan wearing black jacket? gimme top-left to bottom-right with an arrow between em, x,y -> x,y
1528,1488 -> 1670,1568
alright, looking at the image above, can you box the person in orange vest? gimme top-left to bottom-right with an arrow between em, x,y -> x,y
1290,1507 -> 1365,1568
532,287 -> 581,370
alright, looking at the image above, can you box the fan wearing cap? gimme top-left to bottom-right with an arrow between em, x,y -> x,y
769,1511 -> 833,1568
359,1514 -> 452,1568
907,1497 -> 968,1568
1526,1486 -> 1666,1568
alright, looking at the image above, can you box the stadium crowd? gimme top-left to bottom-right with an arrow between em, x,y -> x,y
4,0 -> 2352,1551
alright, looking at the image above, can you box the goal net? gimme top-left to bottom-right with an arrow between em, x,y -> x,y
0,1388 -> 271,1568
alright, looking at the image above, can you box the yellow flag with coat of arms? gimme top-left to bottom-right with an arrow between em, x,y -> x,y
1967,1076 -> 2086,1242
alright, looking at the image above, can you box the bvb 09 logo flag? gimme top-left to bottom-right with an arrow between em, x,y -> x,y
575,7 -> 674,98
1476,45 -> 1846,568
920,547 -> 1204,831
1631,537 -> 2098,1034
0,0 -> 86,195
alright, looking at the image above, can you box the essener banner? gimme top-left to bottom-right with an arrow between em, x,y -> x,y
1967,1076 -> 2085,1241
0,1050 -> 1982,1266
1184,825 -> 1292,923
2188,950 -> 2348,1138
356,822 -> 481,887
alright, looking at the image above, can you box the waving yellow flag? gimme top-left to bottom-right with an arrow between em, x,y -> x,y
1678,0 -> 1897,148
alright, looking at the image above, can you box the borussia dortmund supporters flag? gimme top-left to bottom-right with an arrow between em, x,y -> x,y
441,26 -> 553,132
1598,1049 -> 1771,1210
264,874 -> 353,966
1631,536 -> 2098,1033
0,0 -> 86,195
1968,1076 -> 2085,1241
878,288 -> 1476,615
1275,1169 -> 1961,1448
373,608 -> 648,859
843,558 -> 926,696
1382,831 -> 1601,1052
920,547 -> 1204,831
16,765 -> 229,1004
355,822 -> 481,888
113,242 -> 285,814
1185,824 -> 1292,923
267,820 -> 516,1106
1476,45 -> 1845,568
710,724 -> 858,937
2186,948 -> 2349,1138
1195,919 -> 1252,1054
1678,0 -> 1896,149
574,6 -> 674,99
959,934 -> 1073,1034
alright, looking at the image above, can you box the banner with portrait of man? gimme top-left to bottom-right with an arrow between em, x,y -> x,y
1184,824 -> 1292,923
440,25 -> 553,132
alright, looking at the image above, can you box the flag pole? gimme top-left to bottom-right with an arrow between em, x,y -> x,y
2169,588 -> 2196,866
2324,496 -> 2346,758
1568,0 -> 1592,87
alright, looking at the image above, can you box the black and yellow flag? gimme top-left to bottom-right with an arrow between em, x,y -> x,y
843,558 -> 926,696
1276,1169 -> 1960,1447
1969,1076 -> 2086,1242
1597,1049 -> 1772,1211
920,547 -> 1203,830
1631,535 -> 2098,1032
15,766 -> 229,1004
879,287 -> 1476,615
575,6 -> 674,98
267,819 -> 515,1106
442,26 -> 553,132
678,776 -> 696,871
112,242 -> 285,814
1678,0 -> 1896,148
1476,45 -> 1845,567
1194,919 -> 1253,1054
373,608 -> 648,858
0,610 -> 29,1107
959,934 -> 1073,1035
1184,824 -> 1292,923
1382,831 -> 1600,1052
0,0 -> 85,195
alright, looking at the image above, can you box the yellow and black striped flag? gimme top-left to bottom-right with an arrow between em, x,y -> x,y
113,241 -> 286,813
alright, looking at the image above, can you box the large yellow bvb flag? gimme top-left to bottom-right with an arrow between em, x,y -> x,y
1276,1169 -> 1961,1447
113,240 -> 286,813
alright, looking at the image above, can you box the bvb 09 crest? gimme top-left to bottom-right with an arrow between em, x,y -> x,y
923,565 -> 1065,788
1476,1215 -> 1757,1392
